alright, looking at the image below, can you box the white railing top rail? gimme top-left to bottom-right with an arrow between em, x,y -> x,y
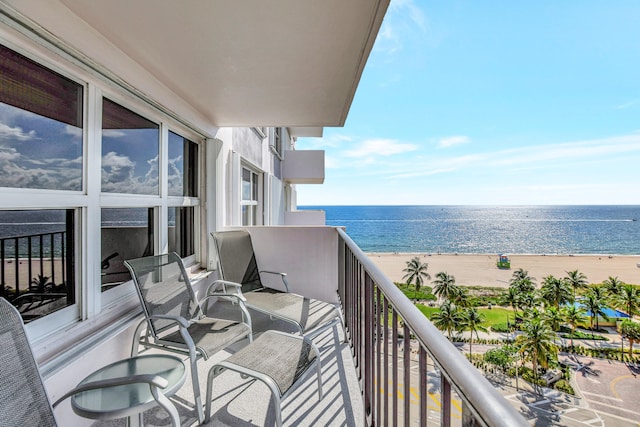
337,228 -> 529,427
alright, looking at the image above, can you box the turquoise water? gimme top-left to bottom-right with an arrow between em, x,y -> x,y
300,205 -> 640,255
574,302 -> 630,318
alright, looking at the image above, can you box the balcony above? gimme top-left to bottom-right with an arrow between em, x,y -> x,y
282,150 -> 325,184
4,0 -> 390,128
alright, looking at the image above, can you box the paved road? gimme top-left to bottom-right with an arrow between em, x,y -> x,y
567,354 -> 640,425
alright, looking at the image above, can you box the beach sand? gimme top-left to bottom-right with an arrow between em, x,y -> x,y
368,253 -> 640,288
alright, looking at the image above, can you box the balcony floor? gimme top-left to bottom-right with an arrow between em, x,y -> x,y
93,306 -> 363,426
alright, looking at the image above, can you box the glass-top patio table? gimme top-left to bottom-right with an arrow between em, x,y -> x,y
70,354 -> 186,426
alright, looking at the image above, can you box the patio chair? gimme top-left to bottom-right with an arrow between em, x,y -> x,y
205,330 -> 322,427
0,298 -> 176,426
211,230 -> 345,342
124,252 -> 253,424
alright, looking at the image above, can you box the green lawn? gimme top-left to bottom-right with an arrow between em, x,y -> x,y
415,305 -> 512,330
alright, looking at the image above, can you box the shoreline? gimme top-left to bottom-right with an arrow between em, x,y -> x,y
367,252 -> 640,288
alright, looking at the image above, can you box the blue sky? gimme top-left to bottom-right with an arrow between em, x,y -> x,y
296,0 -> 640,205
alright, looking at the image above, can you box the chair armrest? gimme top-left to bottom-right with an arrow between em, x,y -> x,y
207,279 -> 242,296
52,374 -> 168,408
148,314 -> 190,329
259,270 -> 290,292
202,293 -> 247,303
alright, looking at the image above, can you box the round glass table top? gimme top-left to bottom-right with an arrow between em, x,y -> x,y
71,354 -> 186,419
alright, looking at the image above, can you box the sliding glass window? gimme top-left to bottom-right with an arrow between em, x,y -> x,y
0,44 -> 82,323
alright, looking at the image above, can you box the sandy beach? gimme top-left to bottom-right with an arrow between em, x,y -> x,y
368,253 -> 640,288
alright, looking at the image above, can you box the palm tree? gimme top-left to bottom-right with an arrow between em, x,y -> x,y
620,320 -> 640,356
402,256 -> 431,302
543,306 -> 564,332
509,269 -> 536,294
462,308 -> 488,357
431,301 -> 464,339
602,276 -> 624,296
540,275 -> 572,308
30,274 -> 53,293
502,286 -> 521,317
583,290 -> 609,331
432,272 -> 458,303
449,286 -> 471,308
614,284 -> 640,318
542,306 -> 564,346
565,269 -> 588,299
516,319 -> 557,389
561,304 -> 586,349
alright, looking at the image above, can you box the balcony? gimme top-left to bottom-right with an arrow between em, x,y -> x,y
37,226 -> 528,426
282,150 -> 325,184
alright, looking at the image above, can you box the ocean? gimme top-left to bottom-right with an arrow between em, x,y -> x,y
300,205 -> 640,255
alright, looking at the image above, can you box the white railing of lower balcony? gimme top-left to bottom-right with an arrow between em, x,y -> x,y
337,228 -> 529,427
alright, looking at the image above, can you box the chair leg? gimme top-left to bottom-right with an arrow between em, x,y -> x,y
151,383 -> 181,427
189,354 -> 205,424
130,319 -> 147,356
274,394 -> 283,427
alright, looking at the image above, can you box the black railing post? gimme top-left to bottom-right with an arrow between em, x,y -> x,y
1,239 -> 5,296
383,297 -> 389,427
13,237 -> 19,297
39,234 -> 44,279
65,209 -> 75,303
49,233 -> 55,286
376,287 -> 382,425
27,236 -> 33,291
441,374 -> 451,427
403,324 -> 411,425
419,346 -> 427,427
392,308 -> 398,427
364,273 -> 373,420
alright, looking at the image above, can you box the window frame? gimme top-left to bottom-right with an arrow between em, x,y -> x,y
240,164 -> 263,226
269,127 -> 283,159
0,37 -> 205,341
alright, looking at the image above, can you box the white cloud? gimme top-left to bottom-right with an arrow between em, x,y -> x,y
102,151 -> 134,168
375,0 -> 428,56
0,123 -> 37,141
438,135 -> 471,148
615,99 -> 639,110
102,129 -> 127,138
101,151 -> 158,194
390,0 -> 427,32
65,125 -> 83,138
344,138 -> 418,158
376,134 -> 640,180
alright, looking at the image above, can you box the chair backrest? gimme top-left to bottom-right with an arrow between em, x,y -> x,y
211,230 -> 263,293
124,253 -> 202,338
0,298 -> 57,427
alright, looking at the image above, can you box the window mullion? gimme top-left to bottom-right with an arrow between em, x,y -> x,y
84,83 -> 103,318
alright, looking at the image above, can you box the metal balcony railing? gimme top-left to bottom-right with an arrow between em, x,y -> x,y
337,228 -> 529,427
0,230 -> 73,321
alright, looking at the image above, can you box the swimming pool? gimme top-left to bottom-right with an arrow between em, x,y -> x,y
573,302 -> 630,318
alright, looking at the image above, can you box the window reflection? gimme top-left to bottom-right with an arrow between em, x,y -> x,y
0,209 -> 76,322
168,207 -> 194,257
101,99 -> 159,194
168,131 -> 198,197
101,208 -> 154,290
0,45 -> 83,191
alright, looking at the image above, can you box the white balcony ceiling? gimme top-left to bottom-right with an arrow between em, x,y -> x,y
33,0 -> 388,128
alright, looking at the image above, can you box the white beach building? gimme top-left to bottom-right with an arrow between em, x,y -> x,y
0,1 -> 527,426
